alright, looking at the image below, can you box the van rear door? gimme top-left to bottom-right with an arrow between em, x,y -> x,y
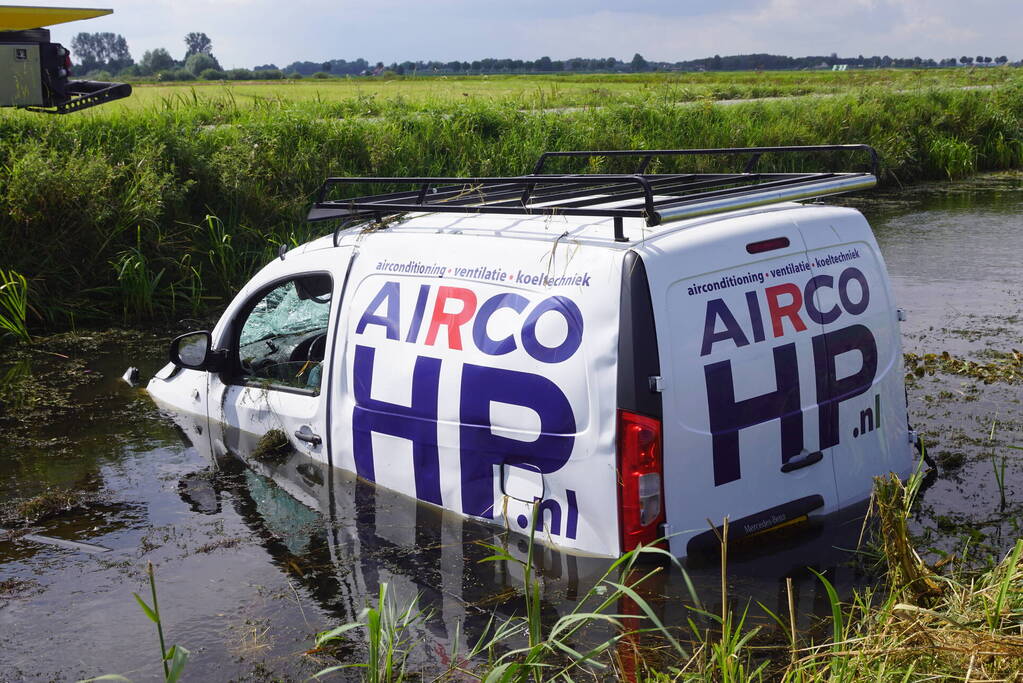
645,209 -> 842,556
794,207 -> 912,506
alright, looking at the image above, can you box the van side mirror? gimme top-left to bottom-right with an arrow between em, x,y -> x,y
169,331 -> 219,371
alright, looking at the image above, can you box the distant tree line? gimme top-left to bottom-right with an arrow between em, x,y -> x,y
68,31 -> 233,81
286,52 -> 1015,75
67,34 -> 1017,81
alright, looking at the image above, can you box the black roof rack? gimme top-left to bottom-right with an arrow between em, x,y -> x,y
308,145 -> 879,242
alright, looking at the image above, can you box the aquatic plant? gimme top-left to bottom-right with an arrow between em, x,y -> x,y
0,269 -> 30,343
313,583 -> 429,682
989,420 -> 1009,510
112,228 -> 166,321
133,562 -> 190,682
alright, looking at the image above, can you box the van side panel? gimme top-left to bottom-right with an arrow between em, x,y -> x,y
330,231 -> 624,557
794,207 -> 913,505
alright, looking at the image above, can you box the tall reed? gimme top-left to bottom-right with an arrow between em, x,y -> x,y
0,269 -> 30,343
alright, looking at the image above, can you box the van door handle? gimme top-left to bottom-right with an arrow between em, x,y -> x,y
294,427 -> 322,446
781,451 -> 823,473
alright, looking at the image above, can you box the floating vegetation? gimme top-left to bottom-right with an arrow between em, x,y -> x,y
251,429 -> 293,462
0,329 -> 167,451
193,537 -> 243,554
1,487 -> 100,526
905,349 -> 1023,384
0,577 -> 41,600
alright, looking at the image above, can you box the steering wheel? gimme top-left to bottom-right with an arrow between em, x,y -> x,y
289,332 -> 327,366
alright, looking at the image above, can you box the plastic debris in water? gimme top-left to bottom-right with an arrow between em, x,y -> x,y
121,366 -> 140,386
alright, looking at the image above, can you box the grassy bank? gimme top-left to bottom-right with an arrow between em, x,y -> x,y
1,83 -> 1021,333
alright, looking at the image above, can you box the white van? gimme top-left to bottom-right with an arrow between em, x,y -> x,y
148,145 -> 915,559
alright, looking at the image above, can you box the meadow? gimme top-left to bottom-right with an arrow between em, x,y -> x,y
0,70 -> 1021,332
104,68 -> 1020,112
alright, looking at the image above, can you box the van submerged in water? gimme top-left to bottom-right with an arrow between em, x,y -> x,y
148,145 -> 916,558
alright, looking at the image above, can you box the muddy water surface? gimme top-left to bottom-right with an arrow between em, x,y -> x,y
1,175 -> 1021,680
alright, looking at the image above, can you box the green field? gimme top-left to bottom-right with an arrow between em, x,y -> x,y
65,68 -> 1023,113
0,69 -> 1021,331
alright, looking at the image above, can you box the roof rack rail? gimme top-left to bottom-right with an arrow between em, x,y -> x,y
308,144 -> 878,242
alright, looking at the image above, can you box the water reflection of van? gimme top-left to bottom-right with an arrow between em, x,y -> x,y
165,405 -> 880,671
149,145 -> 915,559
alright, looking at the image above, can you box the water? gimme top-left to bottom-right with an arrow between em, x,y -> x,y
1,175 -> 1021,680
844,175 -> 1023,558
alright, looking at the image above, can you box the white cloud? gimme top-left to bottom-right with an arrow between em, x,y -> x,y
36,0 -> 1020,68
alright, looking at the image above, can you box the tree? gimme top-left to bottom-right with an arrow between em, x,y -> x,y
960,56 -> 972,65
996,55 -> 1008,65
630,52 -> 649,72
184,32 -> 213,58
70,32 -> 132,73
185,52 -> 220,76
139,48 -> 175,75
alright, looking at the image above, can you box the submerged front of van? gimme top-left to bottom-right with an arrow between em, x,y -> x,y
639,204 -> 915,557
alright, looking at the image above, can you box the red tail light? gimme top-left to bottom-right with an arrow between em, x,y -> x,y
617,409 -> 665,552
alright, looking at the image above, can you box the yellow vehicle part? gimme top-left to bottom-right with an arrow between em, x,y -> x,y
0,6 -> 111,31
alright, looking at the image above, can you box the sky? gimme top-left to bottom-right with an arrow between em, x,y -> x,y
36,0 -> 1021,69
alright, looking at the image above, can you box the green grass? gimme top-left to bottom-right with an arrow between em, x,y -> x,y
1,73 -> 1021,330
35,68 -> 1023,113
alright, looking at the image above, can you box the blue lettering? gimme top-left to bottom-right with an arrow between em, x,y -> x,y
533,497 -> 562,535
704,343 -> 802,485
566,489 -> 578,540
700,298 -> 750,357
745,290 -> 766,343
813,324 -> 877,450
356,281 -> 401,340
472,292 -> 528,356
405,283 -> 431,343
838,267 -> 870,315
521,296 -> 584,363
352,345 -> 442,505
459,364 -> 576,518
804,275 -> 840,325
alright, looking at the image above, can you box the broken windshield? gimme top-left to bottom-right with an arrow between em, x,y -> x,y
240,280 -> 331,347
